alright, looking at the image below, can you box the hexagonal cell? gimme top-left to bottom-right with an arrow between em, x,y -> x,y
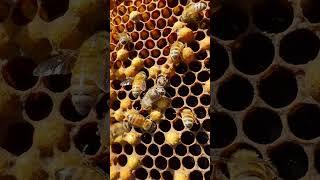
25,92 -> 53,121
2,56 -> 38,91
280,29 -> 320,65
232,33 -> 274,75
243,108 -> 282,144
217,75 -> 254,111
268,142 -> 308,179
11,0 -> 38,25
301,0 -> 320,23
258,67 -> 297,108
252,0 -> 293,33
73,122 -> 101,155
288,103 -> 320,140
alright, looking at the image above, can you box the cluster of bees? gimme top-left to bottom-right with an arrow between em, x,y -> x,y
110,0 -> 210,179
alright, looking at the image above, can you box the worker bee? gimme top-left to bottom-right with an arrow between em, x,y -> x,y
181,2 -> 207,24
169,41 -> 185,66
212,149 -> 279,180
110,122 -> 131,143
125,109 -> 157,132
33,31 -> 108,116
180,107 -> 198,129
118,32 -> 131,46
129,11 -> 140,22
141,85 -> 166,110
121,71 -> 147,98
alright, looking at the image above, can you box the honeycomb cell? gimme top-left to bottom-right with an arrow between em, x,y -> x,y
172,97 -> 184,108
124,144 -> 133,155
141,11 -> 150,22
135,143 -> 147,155
243,108 -> 282,144
157,18 -> 166,29
154,132 -> 165,145
60,95 -> 87,122
159,120 -> 171,132
211,112 -> 237,148
176,144 -> 187,156
157,38 -> 167,49
182,156 -> 195,169
252,0 -> 293,33
145,20 -> 156,30
183,72 -> 196,85
213,2 -> 249,40
111,143 -> 122,154
155,156 -> 167,170
43,74 -> 71,92
186,96 -> 198,107
135,168 -> 148,179
288,104 -> 320,140
2,122 -> 34,156
198,157 -> 209,169
190,170 -> 203,179
173,5 -> 183,16
232,33 -> 274,75
191,83 -> 203,95
258,67 -> 297,108
142,155 -> 153,168
181,131 -> 195,145
189,144 -> 201,156
143,56 -> 153,66
196,50 -> 208,60
2,57 -> 38,91
147,3 -> 156,11
178,85 -> 189,97
162,171 -> 173,180
217,75 -> 254,111
25,92 -> 53,121
170,74 -> 181,87
39,0 -> 69,22
169,157 -> 181,170
73,122 -> 101,155
150,169 -> 161,179
269,142 -> 308,179
200,94 -> 210,106
118,154 -> 127,166
161,144 -> 173,157
280,29 -> 320,65
148,144 -> 159,156
301,0 -> 320,23
196,132 -> 209,144
194,106 -> 206,119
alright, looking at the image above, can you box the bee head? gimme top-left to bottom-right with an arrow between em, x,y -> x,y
156,75 -> 168,87
155,87 -> 165,96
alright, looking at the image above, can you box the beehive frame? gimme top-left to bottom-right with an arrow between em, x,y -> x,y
109,0 -> 211,179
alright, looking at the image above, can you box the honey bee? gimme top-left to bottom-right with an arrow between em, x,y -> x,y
180,107 -> 198,129
33,31 -> 108,116
212,149 -> 279,180
125,109 -> 157,132
129,11 -> 140,22
110,121 -> 131,143
181,2 -> 207,24
169,41 -> 185,66
121,71 -> 147,98
141,85 -> 166,110
118,32 -> 131,46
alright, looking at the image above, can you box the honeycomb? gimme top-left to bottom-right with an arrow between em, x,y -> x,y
110,0 -> 210,179
0,0 -> 108,179
211,0 -> 320,179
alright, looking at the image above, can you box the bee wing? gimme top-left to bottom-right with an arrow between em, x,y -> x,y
120,78 -> 133,86
33,53 -> 76,77
141,81 -> 147,91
